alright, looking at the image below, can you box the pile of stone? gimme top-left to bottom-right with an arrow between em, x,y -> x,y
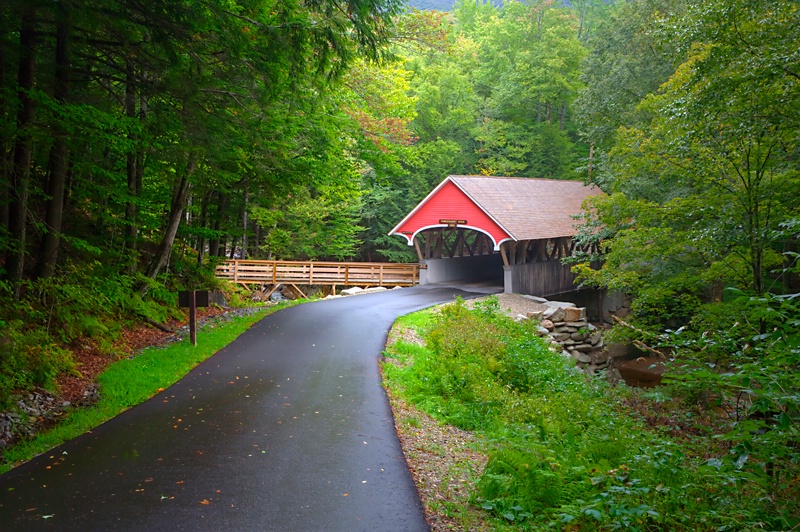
519,298 -> 605,369
0,389 -> 72,450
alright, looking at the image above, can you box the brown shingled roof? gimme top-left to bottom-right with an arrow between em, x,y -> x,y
449,175 -> 604,241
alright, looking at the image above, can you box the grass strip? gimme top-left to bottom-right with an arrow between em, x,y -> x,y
0,305 -> 284,474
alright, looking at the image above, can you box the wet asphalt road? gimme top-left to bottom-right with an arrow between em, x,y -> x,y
0,284 -> 499,531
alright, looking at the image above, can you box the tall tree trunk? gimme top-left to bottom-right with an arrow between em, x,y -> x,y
253,222 -> 260,259
0,27 -> 9,232
241,188 -> 248,259
196,190 -> 210,265
5,7 -> 37,296
123,56 -> 138,264
37,4 -> 70,279
144,154 -> 196,281
208,191 -> 226,257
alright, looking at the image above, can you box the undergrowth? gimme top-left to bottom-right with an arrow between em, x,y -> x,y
0,259 -> 254,410
383,297 -> 800,530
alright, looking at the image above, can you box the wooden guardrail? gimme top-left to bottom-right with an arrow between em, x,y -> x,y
215,260 -> 422,288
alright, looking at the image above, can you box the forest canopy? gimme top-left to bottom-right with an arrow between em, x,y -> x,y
1,3 -> 798,526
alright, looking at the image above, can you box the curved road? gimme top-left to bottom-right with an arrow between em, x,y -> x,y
0,283 -> 498,531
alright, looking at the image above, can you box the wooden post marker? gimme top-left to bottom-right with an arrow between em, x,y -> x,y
179,290 -> 224,346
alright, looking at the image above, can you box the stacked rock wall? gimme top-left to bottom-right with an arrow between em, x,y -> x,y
521,298 -> 606,370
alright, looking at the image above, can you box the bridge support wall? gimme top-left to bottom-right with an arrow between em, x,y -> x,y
503,261 -> 578,298
420,254 -> 504,285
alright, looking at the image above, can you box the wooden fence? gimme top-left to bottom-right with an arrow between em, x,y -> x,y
215,260 -> 422,289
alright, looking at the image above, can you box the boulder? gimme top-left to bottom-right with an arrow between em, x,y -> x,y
563,306 -> 586,322
527,310 -> 545,321
543,307 -> 566,322
570,331 -> 588,342
544,300 -> 577,308
540,319 -> 555,331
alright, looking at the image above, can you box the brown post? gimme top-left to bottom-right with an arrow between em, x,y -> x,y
189,290 -> 197,346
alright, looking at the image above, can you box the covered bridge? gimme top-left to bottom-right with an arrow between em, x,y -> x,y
389,175 -> 604,297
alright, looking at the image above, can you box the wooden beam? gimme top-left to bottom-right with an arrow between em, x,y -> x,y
413,236 -> 424,262
500,242 -> 510,266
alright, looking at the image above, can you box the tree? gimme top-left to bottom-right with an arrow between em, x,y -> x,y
573,0 -> 800,326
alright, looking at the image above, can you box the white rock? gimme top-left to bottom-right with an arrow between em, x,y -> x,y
341,287 -> 364,295
521,295 -> 549,303
544,301 -> 577,308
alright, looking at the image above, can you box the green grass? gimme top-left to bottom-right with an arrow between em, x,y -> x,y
0,304 -> 289,474
383,297 -> 800,530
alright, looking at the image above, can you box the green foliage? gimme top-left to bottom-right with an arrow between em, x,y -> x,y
0,322 -> 75,409
384,297 -> 800,529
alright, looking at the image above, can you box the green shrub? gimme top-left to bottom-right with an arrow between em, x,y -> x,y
0,322 -> 75,409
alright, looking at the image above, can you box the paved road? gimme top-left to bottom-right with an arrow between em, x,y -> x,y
0,284 -> 499,531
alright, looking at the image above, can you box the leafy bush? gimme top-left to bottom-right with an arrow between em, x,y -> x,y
384,296 -> 800,530
0,322 -> 75,409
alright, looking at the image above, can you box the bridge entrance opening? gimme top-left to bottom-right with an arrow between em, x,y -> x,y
412,227 -> 504,286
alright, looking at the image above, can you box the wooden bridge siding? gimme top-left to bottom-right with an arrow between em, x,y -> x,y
215,260 -> 420,287
507,259 -> 578,298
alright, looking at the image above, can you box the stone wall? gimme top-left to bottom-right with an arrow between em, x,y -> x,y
517,297 -> 609,373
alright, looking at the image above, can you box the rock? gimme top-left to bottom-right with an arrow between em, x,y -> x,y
270,291 -> 287,302
535,326 -> 550,336
527,310 -> 545,321
543,307 -> 566,322
340,287 -> 364,295
561,350 -> 571,358
570,332 -> 588,342
554,326 -> 577,333
514,314 -> 528,322
521,295 -> 549,303
566,321 -> 588,328
589,331 -> 603,345
544,300 -> 577,308
573,344 -> 594,353
563,306 -> 586,321
551,332 -> 571,342
577,353 -> 592,364
541,319 -> 554,331
607,368 -> 622,384
594,339 -> 604,349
